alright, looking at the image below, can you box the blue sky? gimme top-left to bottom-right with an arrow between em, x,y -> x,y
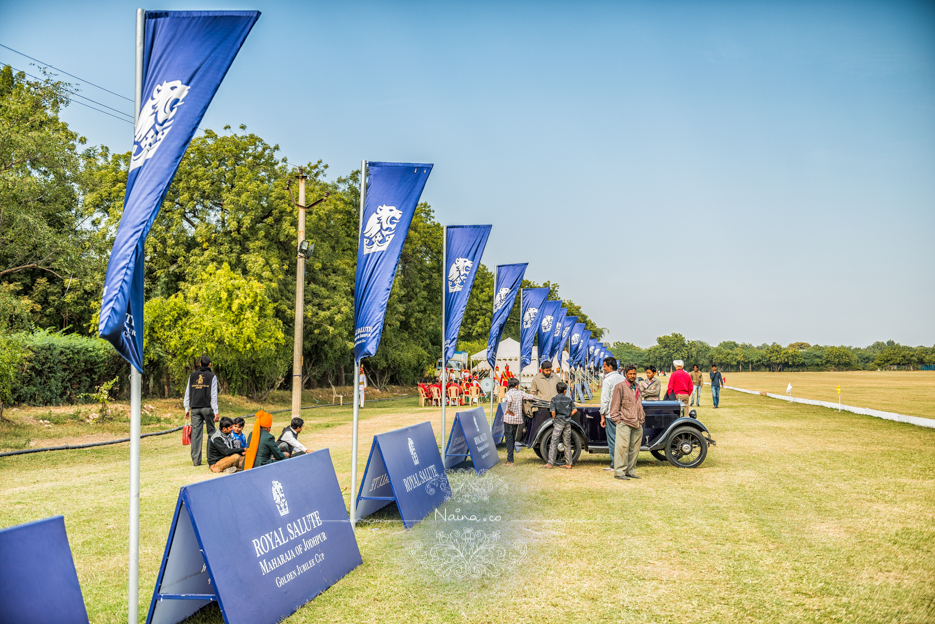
2,0 -> 933,347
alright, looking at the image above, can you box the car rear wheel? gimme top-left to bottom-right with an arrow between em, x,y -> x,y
664,426 -> 708,468
538,428 -> 583,464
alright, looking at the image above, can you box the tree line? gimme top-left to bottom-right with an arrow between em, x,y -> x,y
609,335 -> 935,373
0,67 -> 605,406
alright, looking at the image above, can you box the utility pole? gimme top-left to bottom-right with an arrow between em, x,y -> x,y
287,171 -> 328,419
291,169 -> 307,420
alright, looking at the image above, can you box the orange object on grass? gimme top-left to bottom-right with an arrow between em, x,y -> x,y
243,410 -> 272,470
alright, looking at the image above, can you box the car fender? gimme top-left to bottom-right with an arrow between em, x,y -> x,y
646,417 -> 713,450
532,419 -> 588,451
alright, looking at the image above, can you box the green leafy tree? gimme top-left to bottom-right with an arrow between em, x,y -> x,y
823,346 -> 857,371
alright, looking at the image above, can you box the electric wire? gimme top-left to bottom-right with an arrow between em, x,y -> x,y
1,62 -> 134,124
0,42 -> 134,102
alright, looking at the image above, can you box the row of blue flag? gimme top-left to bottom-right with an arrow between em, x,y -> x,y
97,10 -> 606,375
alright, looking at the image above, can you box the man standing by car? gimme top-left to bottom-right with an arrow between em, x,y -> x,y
526,360 -> 560,438
690,364 -> 704,406
710,364 -> 724,408
666,360 -> 693,413
610,363 -> 645,480
185,356 -> 219,467
599,356 -> 624,472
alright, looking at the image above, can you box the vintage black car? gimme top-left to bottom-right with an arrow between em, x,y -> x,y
517,400 -> 715,468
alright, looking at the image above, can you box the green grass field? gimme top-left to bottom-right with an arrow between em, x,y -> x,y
722,371 -> 935,419
1,385 -> 934,623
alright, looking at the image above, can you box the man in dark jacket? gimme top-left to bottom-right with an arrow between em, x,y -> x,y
277,417 -> 308,457
248,411 -> 289,466
208,417 -> 245,473
710,365 -> 724,408
184,356 -> 219,466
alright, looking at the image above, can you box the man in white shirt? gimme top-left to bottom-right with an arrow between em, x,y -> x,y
277,417 -> 308,457
599,357 -> 624,472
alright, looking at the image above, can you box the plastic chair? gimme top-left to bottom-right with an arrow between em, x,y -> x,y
418,385 -> 429,407
447,386 -> 462,406
430,386 -> 442,406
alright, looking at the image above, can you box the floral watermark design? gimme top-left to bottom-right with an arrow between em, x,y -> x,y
408,528 -> 527,581
426,468 -> 508,504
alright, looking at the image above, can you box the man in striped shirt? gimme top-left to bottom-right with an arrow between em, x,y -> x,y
502,377 -> 535,466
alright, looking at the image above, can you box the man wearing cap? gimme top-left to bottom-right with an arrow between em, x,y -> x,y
184,355 -> 219,467
248,411 -> 289,466
666,360 -> 694,412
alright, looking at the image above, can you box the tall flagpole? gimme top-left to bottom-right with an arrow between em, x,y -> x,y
128,9 -> 144,624
488,265 -> 497,427
350,160 -> 366,529
440,226 -> 447,454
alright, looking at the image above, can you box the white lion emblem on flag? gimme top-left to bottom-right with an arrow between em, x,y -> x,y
130,80 -> 190,171
493,287 -> 511,312
522,308 -> 538,329
448,257 -> 473,292
554,322 -> 563,337
571,334 -> 580,345
541,315 -> 553,333
362,204 -> 403,255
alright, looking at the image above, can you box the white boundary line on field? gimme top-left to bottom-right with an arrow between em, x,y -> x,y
724,386 -> 935,430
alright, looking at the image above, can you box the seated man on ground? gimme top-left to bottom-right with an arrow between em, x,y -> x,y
247,411 -> 289,466
207,417 -> 246,474
278,417 -> 308,457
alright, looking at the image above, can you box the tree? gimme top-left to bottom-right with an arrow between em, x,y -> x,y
823,346 -> 857,371
0,65 -> 108,331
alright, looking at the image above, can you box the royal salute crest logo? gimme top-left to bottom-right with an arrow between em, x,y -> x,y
123,312 -> 136,342
541,315 -> 553,333
562,327 -> 570,339
493,287 -> 511,312
522,308 -> 538,329
362,204 -> 403,255
448,258 -> 473,292
571,333 -> 580,346
408,437 -> 419,465
130,80 -> 190,171
271,480 -> 289,516
554,322 -> 562,338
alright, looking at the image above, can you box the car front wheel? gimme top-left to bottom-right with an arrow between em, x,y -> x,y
538,428 -> 583,464
664,426 -> 708,468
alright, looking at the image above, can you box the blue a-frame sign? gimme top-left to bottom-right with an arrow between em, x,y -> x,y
444,406 -> 500,473
0,516 -> 89,624
356,421 -> 450,529
491,403 -> 505,445
146,449 -> 361,624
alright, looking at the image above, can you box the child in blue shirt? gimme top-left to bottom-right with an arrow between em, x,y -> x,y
231,417 -> 247,449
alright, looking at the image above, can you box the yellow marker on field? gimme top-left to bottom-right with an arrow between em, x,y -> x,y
836,386 -> 841,395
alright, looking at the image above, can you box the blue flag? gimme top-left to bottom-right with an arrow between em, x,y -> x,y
535,300 -> 561,365
520,288 -> 549,367
555,314 -> 576,362
577,330 -> 592,367
443,225 -> 491,362
568,322 -> 585,365
548,308 -> 567,362
486,263 -> 527,370
98,11 -> 260,372
588,339 -> 599,369
354,163 -> 433,362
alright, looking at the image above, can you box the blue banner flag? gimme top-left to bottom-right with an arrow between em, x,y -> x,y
548,308 -> 567,362
577,330 -> 592,366
443,225 -> 491,362
98,11 -> 260,371
486,263 -> 527,370
520,288 -> 549,367
535,300 -> 561,364
354,163 -> 433,362
555,314 -> 576,362
568,322 -> 585,365
588,339 -> 599,369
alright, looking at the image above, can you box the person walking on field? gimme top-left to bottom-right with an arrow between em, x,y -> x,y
185,355 -> 219,467
666,360 -> 693,413
358,366 -> 367,408
690,364 -> 704,406
599,356 -> 624,473
710,364 -> 724,408
610,363 -> 646,480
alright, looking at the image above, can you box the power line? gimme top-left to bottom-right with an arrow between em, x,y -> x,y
0,42 -> 133,102
2,62 -> 133,125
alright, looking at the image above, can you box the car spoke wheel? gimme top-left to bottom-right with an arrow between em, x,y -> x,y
539,428 -> 582,464
664,426 -> 708,468
650,449 -> 667,462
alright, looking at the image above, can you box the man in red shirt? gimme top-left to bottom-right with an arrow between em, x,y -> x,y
666,360 -> 693,413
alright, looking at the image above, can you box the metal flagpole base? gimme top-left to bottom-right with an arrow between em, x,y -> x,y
350,365 -> 360,529
128,368 -> 141,624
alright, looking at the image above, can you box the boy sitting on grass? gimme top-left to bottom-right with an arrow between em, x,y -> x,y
231,417 -> 247,449
542,381 -> 577,469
